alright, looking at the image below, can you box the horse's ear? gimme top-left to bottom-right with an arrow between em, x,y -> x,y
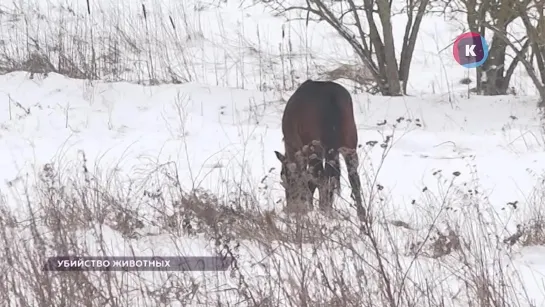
274,151 -> 285,162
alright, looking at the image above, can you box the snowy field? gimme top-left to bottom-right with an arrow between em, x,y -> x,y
1,0 -> 545,306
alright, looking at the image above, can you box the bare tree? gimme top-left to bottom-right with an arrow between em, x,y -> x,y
482,0 -> 545,106
264,0 -> 431,96
513,0 -> 545,106
438,0 -> 530,95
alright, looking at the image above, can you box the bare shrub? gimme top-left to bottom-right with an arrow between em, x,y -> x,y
0,115 -> 541,306
258,0 -> 432,95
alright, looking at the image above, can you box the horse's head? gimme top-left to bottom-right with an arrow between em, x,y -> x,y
274,149 -> 311,211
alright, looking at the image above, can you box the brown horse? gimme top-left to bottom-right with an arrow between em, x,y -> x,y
274,80 -> 364,217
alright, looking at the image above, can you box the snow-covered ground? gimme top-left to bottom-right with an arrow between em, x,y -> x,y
1,0 -> 545,306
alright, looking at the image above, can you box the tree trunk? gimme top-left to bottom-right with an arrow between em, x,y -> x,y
480,36 -> 509,95
376,0 -> 402,96
398,0 -> 429,94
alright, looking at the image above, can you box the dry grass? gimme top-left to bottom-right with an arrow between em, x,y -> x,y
0,125 -> 543,306
0,0 -> 354,92
0,1 -> 544,306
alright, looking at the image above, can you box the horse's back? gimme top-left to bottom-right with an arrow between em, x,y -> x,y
282,80 -> 357,152
282,80 -> 352,120
288,80 -> 352,105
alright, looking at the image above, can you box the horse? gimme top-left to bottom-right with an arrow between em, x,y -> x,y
274,80 -> 364,218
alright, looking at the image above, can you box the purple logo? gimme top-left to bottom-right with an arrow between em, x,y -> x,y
453,32 -> 489,68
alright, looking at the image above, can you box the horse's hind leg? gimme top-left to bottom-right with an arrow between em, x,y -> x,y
340,148 -> 365,220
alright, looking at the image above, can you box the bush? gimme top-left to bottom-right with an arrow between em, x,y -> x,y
0,128 -> 542,306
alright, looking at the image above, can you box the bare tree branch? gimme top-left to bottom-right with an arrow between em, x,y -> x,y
483,23 -> 545,105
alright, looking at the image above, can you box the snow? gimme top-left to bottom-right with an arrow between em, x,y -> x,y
1,0 -> 545,305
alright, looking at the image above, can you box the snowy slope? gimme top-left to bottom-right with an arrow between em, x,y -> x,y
1,0 -> 545,305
